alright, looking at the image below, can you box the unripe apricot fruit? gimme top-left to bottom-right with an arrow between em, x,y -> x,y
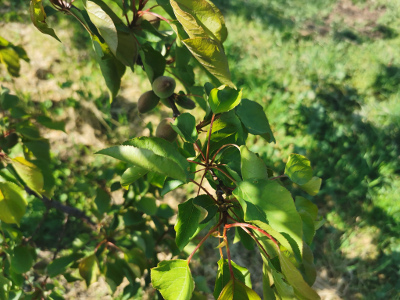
156,118 -> 177,142
138,90 -> 160,114
152,76 -> 176,99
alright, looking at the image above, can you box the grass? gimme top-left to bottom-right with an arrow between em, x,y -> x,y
1,0 -> 400,298
214,0 -> 400,298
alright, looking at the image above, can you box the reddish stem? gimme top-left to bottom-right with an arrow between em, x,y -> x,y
239,225 -> 270,259
138,11 -> 170,24
187,159 -> 206,167
223,226 -> 235,280
94,240 -> 107,253
210,143 -> 240,164
106,241 -> 124,253
210,166 -> 237,184
193,141 -> 206,161
269,174 -> 288,180
225,223 -> 279,247
187,220 -> 222,264
197,170 -> 207,196
206,114 -> 216,164
189,179 -> 217,203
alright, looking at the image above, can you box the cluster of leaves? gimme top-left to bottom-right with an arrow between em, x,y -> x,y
0,0 -> 324,299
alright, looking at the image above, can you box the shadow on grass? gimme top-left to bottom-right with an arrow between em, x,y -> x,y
294,80 -> 400,298
373,64 -> 400,99
213,0 -> 295,32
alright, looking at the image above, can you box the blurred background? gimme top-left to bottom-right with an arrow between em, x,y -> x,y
1,0 -> 399,299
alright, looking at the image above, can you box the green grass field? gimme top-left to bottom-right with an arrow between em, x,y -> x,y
1,0 -> 399,298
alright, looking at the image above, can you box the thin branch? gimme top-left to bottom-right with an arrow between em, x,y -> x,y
269,174 -> 288,180
225,223 -> 279,248
223,226 -> 235,280
205,114 -> 216,164
167,94 -> 181,118
239,225 -> 270,259
187,220 -> 222,265
189,179 -> 217,203
210,143 -> 241,164
197,171 -> 207,196
193,141 -> 206,161
138,11 -> 170,24
210,166 -> 237,184
187,159 -> 206,167
24,186 -> 96,229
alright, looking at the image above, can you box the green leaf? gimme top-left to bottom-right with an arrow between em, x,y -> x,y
234,227 -> 255,250
0,48 -> 21,77
125,248 -> 148,277
24,141 -> 50,161
208,86 -> 242,114
193,195 -> 218,224
0,275 -> 11,300
296,197 -> 318,245
15,122 -> 41,139
29,0 -> 60,42
91,33 -> 126,101
285,154 -> 313,185
295,197 -> 318,220
139,44 -> 166,83
0,182 -> 27,226
183,37 -> 233,87
302,243 -> 317,286
262,264 -> 277,300
123,137 -> 190,173
278,251 -> 320,300
217,279 -> 261,300
1,89 -> 19,110
269,263 -> 296,299
161,178 -> 184,196
31,159 -> 55,198
86,0 -> 137,68
236,99 -> 275,143
299,177 -> 322,196
79,254 -> 100,287
137,197 -> 157,216
171,113 -> 198,143
151,259 -> 194,300
11,157 -> 44,195
240,145 -> 268,180
86,1 -> 117,54
11,245 -> 34,274
47,254 -> 83,278
97,145 -> 187,182
170,0 -> 227,42
233,180 -> 303,258
250,220 -> 295,258
120,165 -> 148,189
95,188 -> 111,215
174,199 -> 201,250
36,116 -> 66,132
214,259 -> 252,299
209,111 -> 247,155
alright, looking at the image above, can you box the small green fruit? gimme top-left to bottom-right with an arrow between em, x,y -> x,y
156,118 -> 177,142
152,76 -> 176,99
160,98 -> 172,108
138,90 -> 160,114
175,93 -> 196,110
